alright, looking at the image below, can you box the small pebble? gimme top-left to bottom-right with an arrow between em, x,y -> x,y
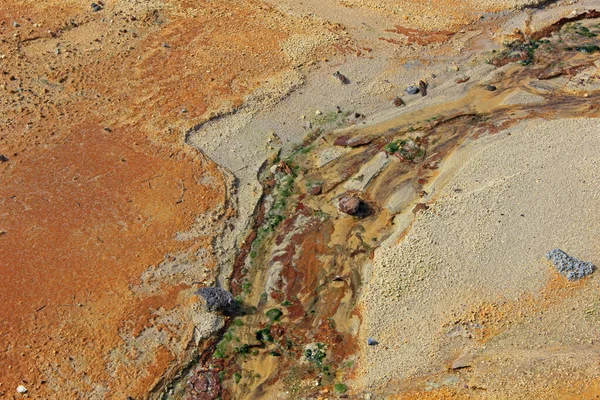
13,22 -> 20,28
486,84 -> 497,91
367,338 -> 379,346
406,85 -> 420,95
91,2 -> 103,12
393,96 -> 405,107
315,110 -> 322,115
17,385 -> 27,394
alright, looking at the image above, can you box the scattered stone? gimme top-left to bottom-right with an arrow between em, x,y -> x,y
406,85 -> 420,95
450,63 -> 460,72
393,96 -> 405,107
13,22 -> 20,28
456,76 -> 471,84
419,80 -> 428,96
367,338 -> 379,346
333,71 -> 350,84
338,195 -> 361,215
451,360 -> 472,370
315,110 -> 322,115
181,108 -> 188,113
188,369 -> 221,399
162,42 -> 171,48
309,185 -> 322,195
0,154 -> 9,162
196,287 -> 234,312
412,203 -> 429,214
17,385 -> 27,394
546,249 -> 596,280
91,2 -> 103,12
486,84 -> 497,91
354,112 -> 365,119
333,135 -> 373,147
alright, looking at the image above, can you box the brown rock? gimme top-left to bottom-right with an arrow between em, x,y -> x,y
393,96 -> 405,107
339,195 -> 361,215
188,369 -> 222,400
310,185 -> 322,195
412,203 -> 429,214
333,135 -> 373,147
419,80 -> 428,96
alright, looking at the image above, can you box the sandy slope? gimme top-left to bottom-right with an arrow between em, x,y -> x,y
359,118 -> 600,398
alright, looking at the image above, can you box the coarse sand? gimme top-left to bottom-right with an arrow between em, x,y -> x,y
359,117 -> 600,398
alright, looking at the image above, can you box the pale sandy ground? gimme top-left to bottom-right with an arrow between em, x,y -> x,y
359,117 -> 600,398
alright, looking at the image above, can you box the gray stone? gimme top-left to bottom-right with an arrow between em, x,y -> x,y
406,85 -> 420,95
546,248 -> 596,280
196,287 -> 234,312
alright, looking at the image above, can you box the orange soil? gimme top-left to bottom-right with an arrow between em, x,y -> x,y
0,0 -> 330,397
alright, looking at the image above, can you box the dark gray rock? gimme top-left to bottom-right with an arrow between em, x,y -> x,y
406,85 -> 420,95
196,287 -> 234,312
367,338 -> 379,346
333,71 -> 350,84
91,2 -> 103,12
546,248 -> 596,280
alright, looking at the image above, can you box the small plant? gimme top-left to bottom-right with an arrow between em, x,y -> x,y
256,327 -> 274,343
304,343 -> 327,366
235,344 -> 251,355
266,308 -> 283,322
384,138 -> 425,161
214,331 -> 234,359
571,23 -> 598,38
233,372 -> 242,384
334,383 -> 348,394
281,300 -> 293,306
576,45 -> 600,53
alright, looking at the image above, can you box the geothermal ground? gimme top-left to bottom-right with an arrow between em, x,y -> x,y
1,0 -> 600,399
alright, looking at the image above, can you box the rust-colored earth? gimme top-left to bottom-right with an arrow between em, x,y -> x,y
0,0 -> 336,397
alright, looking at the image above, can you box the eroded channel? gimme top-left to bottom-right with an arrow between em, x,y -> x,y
174,14 -> 600,400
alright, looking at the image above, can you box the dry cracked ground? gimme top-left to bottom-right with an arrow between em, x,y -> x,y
0,0 -> 597,399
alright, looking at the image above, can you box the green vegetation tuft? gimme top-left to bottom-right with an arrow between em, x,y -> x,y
266,308 -> 283,322
304,343 -> 327,366
256,327 -> 274,343
576,45 -> 600,53
334,383 -> 348,394
233,372 -> 242,384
